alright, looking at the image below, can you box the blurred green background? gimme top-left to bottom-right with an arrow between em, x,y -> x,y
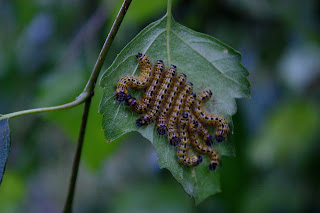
1,0 -> 320,212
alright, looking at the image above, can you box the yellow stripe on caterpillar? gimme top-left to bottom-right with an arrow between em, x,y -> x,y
177,112 -> 202,167
188,115 -> 221,171
157,73 -> 187,135
167,82 -> 193,146
115,53 -> 153,102
193,89 -> 229,142
136,64 -> 176,127
127,60 -> 165,114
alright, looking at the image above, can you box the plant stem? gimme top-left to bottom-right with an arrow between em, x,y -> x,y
63,0 -> 132,212
0,92 -> 89,120
83,0 -> 132,93
166,0 -> 172,65
167,0 -> 172,15
63,98 -> 92,213
0,0 -> 132,120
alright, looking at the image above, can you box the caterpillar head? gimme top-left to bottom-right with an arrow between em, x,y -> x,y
157,124 -> 167,136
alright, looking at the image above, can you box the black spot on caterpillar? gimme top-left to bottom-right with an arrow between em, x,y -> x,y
116,53 -> 153,102
177,112 -> 202,167
115,53 -> 228,171
167,82 -> 193,146
180,93 -> 213,145
193,90 -> 229,142
136,65 -> 177,127
157,73 -> 187,135
188,114 -> 221,171
127,60 -> 165,114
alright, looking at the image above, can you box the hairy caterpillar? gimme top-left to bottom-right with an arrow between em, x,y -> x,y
157,73 -> 187,135
177,112 -> 202,167
184,94 -> 214,146
114,53 -> 230,171
167,82 -> 193,146
136,65 -> 177,127
193,90 -> 229,142
127,60 -> 165,114
116,53 -> 153,102
188,115 -> 221,171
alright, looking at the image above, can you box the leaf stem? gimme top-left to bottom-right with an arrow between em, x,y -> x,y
0,92 -> 89,120
62,98 -> 92,213
0,0 -> 132,120
62,0 -> 132,212
167,0 -> 172,16
166,0 -> 172,65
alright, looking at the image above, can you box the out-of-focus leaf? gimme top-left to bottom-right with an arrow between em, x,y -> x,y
249,100 -> 320,168
35,66 -> 119,171
99,12 -> 250,204
0,118 -> 10,185
0,172 -> 24,209
112,182 -> 193,213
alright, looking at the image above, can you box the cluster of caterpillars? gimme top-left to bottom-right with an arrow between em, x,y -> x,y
115,53 -> 229,171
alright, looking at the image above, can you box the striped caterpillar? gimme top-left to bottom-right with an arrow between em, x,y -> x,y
156,73 -> 187,136
136,65 -> 177,127
188,114 -> 221,170
115,53 -> 153,102
184,94 -> 214,146
126,60 -> 165,114
193,90 -> 229,142
177,112 -> 202,167
167,82 -> 193,146
115,53 -> 229,170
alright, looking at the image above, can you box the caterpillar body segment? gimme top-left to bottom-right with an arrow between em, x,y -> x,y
136,65 -> 177,127
157,73 -> 187,135
115,53 -> 153,102
193,90 -> 229,142
188,116 -> 221,171
177,112 -> 202,167
167,82 -> 193,146
127,60 -> 165,114
215,117 -> 230,142
116,53 -> 230,170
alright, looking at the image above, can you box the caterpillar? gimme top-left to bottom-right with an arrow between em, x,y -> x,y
115,53 -> 229,171
184,94 -> 214,146
193,90 -> 229,142
157,73 -> 187,135
136,65 -> 177,127
188,115 -> 221,171
115,53 -> 153,102
177,112 -> 202,167
167,82 -> 193,146
127,60 -> 165,114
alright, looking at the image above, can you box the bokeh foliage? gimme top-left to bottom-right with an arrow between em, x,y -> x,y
0,0 -> 320,212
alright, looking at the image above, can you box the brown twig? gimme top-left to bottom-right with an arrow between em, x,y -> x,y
62,0 -> 133,212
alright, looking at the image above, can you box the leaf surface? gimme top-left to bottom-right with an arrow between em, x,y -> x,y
99,13 -> 250,204
0,118 -> 10,185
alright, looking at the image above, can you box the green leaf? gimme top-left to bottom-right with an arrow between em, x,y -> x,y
99,13 -> 250,204
0,118 -> 10,185
35,66 -> 118,171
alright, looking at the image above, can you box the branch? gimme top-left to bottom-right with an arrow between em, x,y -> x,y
63,0 -> 133,212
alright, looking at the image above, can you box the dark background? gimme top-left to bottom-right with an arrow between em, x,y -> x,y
1,0 -> 320,212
